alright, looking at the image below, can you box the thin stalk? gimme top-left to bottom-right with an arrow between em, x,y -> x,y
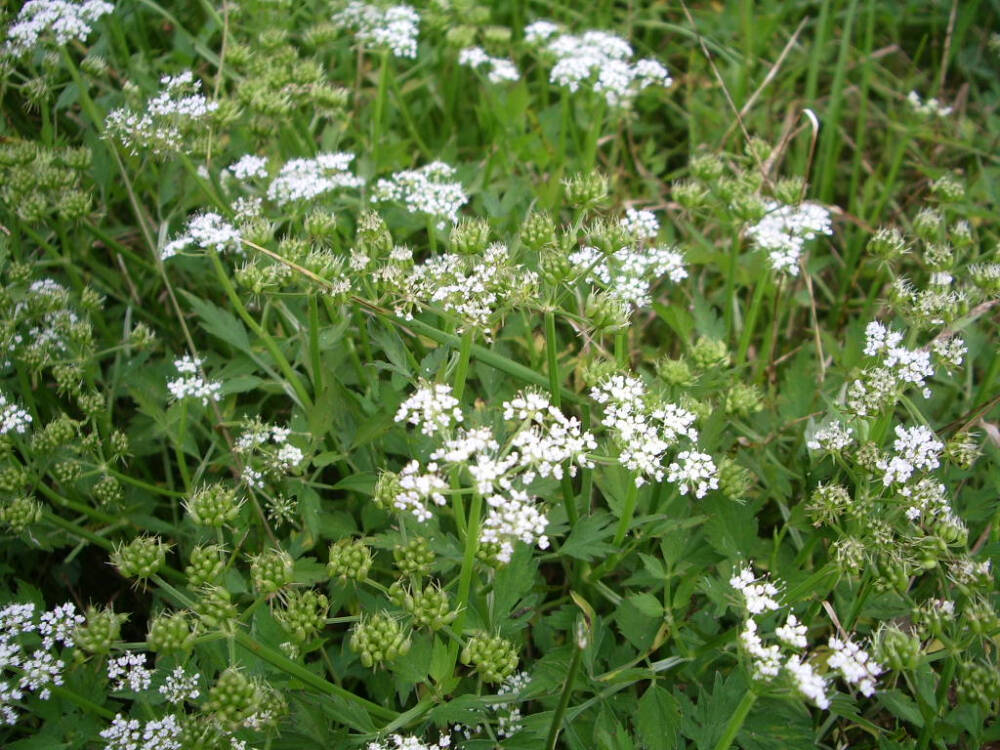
737,267 -> 771,366
712,690 -> 757,750
612,481 -> 639,547
449,491 -> 483,666
372,51 -> 391,163
544,645 -> 583,750
308,293 -> 324,398
546,310 -> 579,526
208,250 -> 313,410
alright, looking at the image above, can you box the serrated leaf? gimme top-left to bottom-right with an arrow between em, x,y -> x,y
559,512 -> 618,562
636,685 -> 681,750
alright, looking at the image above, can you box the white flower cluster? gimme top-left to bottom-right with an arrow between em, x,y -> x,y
161,212 -> 242,261
158,665 -> 200,704
374,161 -> 468,229
395,243 -> 538,337
827,636 -> 883,697
0,392 -> 32,436
3,0 -> 113,57
590,374 -> 709,488
907,90 -> 953,118
334,2 -> 420,58
529,26 -> 672,106
267,152 -> 363,205
228,154 -> 269,180
166,355 -> 222,406
746,201 -> 833,276
366,733 -> 451,750
0,601 -> 82,725
458,46 -> 519,84
391,387 -> 595,562
100,713 -> 183,750
729,566 -> 882,709
395,382 -> 463,436
488,671 -> 530,739
876,424 -> 943,488
569,243 -> 687,309
107,651 -> 152,692
106,72 -> 218,156
234,420 -> 304,488
806,421 -> 854,454
620,208 -> 659,241
847,321 -> 953,415
901,478 -> 965,539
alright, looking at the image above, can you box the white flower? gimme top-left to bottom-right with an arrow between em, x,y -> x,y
395,460 -> 448,522
785,654 -> 830,708
374,161 -> 468,229
806,421 -> 853,453
107,651 -> 152,693
0,392 -> 32,436
159,666 -> 200,704
907,90 -> 953,118
166,355 -> 222,405
458,46 -> 520,83
395,383 -> 463,436
333,2 -> 420,58
739,619 -> 782,679
569,243 -> 686,309
267,152 -> 363,205
161,212 -> 242,260
877,424 -> 943,487
38,602 -> 83,649
666,450 -> 718,499
827,636 -> 882,697
106,72 -> 219,156
746,201 -> 833,276
0,602 -> 37,641
524,20 -> 559,44
19,649 -> 64,700
775,614 -> 808,649
479,488 -> 550,563
4,0 -> 113,56
620,208 -> 659,240
730,565 -> 781,614
228,154 -> 268,180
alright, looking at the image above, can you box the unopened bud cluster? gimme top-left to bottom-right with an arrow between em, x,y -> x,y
350,613 -> 411,668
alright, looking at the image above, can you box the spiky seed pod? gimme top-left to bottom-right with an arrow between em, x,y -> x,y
250,548 -> 294,594
327,538 -> 373,581
0,495 -> 43,533
349,612 -> 411,669
393,537 -> 434,578
74,606 -> 128,655
195,586 -> 239,634
275,589 -> 329,644
147,610 -> 197,653
111,536 -> 168,582
185,484 -> 243,527
205,668 -> 260,729
185,544 -> 226,587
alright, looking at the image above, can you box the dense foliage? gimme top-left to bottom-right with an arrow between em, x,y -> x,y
0,0 -> 998,748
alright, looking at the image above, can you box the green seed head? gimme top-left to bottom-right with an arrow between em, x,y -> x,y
111,535 -> 168,581
461,632 -> 518,684
250,547 -> 295,594
274,588 -> 329,644
74,606 -> 128,655
0,495 -> 42,533
327,538 -> 374,582
393,537 -> 434,578
147,610 -> 197,653
186,484 -> 243,527
350,612 -> 411,669
185,544 -> 226,587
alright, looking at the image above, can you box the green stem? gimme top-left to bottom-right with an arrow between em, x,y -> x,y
737,266 -> 771,366
712,690 -> 757,750
452,329 -> 475,402
372,51 -> 390,163
544,644 -> 583,750
208,250 -> 313,410
612,480 -> 639,547
308,293 -> 324,398
449,492 -> 483,665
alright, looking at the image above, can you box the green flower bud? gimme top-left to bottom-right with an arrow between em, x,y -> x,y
562,170 -> 609,211
913,598 -> 954,639
304,210 -> 338,241
945,433 -> 979,470
584,291 -> 629,332
656,356 -> 695,387
93,476 -> 123,506
483,25 -> 511,45
0,465 -> 30,492
690,336 -> 730,371
250,547 -> 294,594
185,544 -> 226,587
461,632 -> 518,684
358,210 -> 393,257
80,55 -> 108,77
128,322 -> 157,350
672,180 -> 708,210
717,457 -> 754,502
74,606 -> 128,655
195,586 -> 239,634
77,390 -> 104,417
450,217 -> 491,255
186,484 -> 243,527
111,536 -> 168,581
373,470 -> 402,512
147,610 -> 197,653
312,83 -> 350,112
350,612 -> 411,669
445,25 -> 477,48
930,174 -> 965,202
690,152 -> 724,182
730,192 -> 767,223
521,210 -> 556,251
744,136 -> 772,164
56,190 -> 92,222
402,581 -> 457,631
274,588 -> 329,644
109,430 -> 130,462
867,227 -> 908,261
725,382 -> 763,417
913,208 -> 943,243
31,413 -> 78,452
956,661 -> 1000,711
0,495 -> 43,533
806,483 -> 852,527
876,626 -> 922,671
949,220 -> 973,248
393,537 -> 434,578
206,668 -> 260,729
774,177 -> 805,205
303,23 -> 339,48
327,538 -> 373,582
964,599 -> 999,638
923,242 -> 953,271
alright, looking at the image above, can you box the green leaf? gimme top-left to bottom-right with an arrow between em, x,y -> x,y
179,289 -> 252,352
636,685 -> 681,750
559,512 -> 619,562
628,592 -> 664,619
877,689 -> 925,728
